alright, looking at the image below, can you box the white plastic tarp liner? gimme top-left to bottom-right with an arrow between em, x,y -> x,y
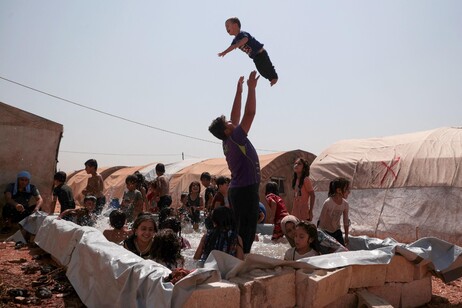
30,215 -> 462,307
310,127 -> 462,246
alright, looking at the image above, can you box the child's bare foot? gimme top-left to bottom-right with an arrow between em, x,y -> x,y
270,78 -> 278,86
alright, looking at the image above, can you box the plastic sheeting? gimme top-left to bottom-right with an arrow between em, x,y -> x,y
309,127 -> 462,246
27,214 -> 462,307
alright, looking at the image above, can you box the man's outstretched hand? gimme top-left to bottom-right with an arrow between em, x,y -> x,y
247,70 -> 259,89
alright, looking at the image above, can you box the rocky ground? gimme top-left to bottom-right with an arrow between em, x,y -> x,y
0,231 -> 461,307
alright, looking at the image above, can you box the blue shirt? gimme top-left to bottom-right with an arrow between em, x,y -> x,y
232,31 -> 264,59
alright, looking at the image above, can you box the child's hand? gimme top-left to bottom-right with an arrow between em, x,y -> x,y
218,51 -> 227,57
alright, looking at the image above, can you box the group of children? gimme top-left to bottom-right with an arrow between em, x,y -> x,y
51,155 -> 350,264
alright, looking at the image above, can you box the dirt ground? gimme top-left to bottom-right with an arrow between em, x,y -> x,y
0,231 -> 461,307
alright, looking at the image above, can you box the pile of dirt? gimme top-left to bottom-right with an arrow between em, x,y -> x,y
0,241 -> 84,307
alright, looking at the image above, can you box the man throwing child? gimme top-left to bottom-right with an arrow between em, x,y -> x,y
208,71 -> 261,253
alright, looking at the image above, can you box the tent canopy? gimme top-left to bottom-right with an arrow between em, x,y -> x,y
0,102 -> 63,210
66,150 -> 316,216
311,127 -> 462,191
309,127 -> 462,245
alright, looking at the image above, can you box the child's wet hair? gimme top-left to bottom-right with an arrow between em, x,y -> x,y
109,209 -> 126,230
216,176 -> 230,186
85,159 -> 98,169
200,172 -> 211,181
125,174 -> 138,184
328,177 -> 350,197
54,171 -> 67,183
296,221 -> 321,252
188,181 -> 201,193
265,181 -> 279,196
212,206 -> 235,231
132,213 -> 158,233
159,216 -> 182,234
150,229 -> 182,265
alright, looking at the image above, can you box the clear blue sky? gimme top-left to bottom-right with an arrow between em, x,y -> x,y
1,1 -> 461,173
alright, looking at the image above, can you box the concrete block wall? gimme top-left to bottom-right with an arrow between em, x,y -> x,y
186,255 -> 432,308
296,267 -> 352,308
182,281 -> 240,308
228,267 -> 296,308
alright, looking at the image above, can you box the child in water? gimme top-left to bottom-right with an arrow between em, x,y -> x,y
264,181 -> 288,240
317,177 -> 350,246
58,195 -> 98,227
218,17 -> 278,86
194,206 -> 244,266
151,228 -> 184,270
284,221 -> 320,261
103,210 -> 132,244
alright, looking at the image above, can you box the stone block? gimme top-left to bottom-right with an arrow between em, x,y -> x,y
350,264 -> 387,289
413,262 -> 431,280
324,292 -> 358,308
296,267 -> 352,308
357,290 -> 393,308
386,255 -> 414,283
183,281 -> 240,308
229,267 -> 295,308
367,282 -> 403,307
401,276 -> 432,308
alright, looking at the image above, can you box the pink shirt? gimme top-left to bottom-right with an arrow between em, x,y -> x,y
318,197 -> 349,233
291,177 -> 314,220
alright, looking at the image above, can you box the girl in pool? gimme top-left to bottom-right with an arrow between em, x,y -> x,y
291,158 -> 315,221
318,177 -> 350,246
123,213 -> 158,259
281,215 -> 300,247
284,221 -> 320,261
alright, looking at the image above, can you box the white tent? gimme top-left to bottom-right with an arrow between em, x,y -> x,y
310,127 -> 462,245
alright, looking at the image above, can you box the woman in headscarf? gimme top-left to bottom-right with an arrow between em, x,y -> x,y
1,171 -> 43,234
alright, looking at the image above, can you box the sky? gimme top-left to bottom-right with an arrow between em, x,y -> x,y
1,1 -> 461,173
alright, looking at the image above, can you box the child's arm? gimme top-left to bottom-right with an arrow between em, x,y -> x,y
98,174 -> 104,196
266,198 -> 277,224
218,37 -> 249,57
343,206 -> 350,245
236,236 -> 244,260
305,178 -> 316,221
58,208 -> 76,219
193,234 -> 206,260
49,197 -> 58,215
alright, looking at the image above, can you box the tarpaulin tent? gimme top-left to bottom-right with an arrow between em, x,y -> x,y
310,127 -> 462,245
0,102 -> 63,213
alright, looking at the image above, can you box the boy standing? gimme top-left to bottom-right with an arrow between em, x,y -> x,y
218,17 -> 278,86
208,71 -> 261,254
200,172 -> 216,212
48,171 -> 76,216
120,174 -> 144,223
155,163 -> 172,210
82,159 -> 105,215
